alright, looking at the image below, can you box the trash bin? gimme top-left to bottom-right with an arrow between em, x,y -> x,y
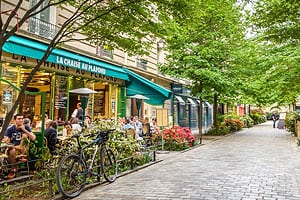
277,119 -> 284,129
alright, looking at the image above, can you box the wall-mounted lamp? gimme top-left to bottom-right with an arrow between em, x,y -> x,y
157,39 -> 166,49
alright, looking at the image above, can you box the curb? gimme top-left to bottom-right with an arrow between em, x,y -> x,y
51,159 -> 163,200
52,139 -> 225,200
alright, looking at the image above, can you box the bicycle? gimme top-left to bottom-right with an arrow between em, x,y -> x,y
55,129 -> 117,198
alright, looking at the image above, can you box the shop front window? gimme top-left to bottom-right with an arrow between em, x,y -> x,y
86,82 -> 94,118
19,69 -> 51,128
178,103 -> 188,127
1,64 -> 52,127
190,105 -> 198,129
94,83 -> 109,119
69,79 -> 85,120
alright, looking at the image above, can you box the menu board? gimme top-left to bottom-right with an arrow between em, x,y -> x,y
55,76 -> 67,109
54,76 -> 68,121
156,109 -> 168,127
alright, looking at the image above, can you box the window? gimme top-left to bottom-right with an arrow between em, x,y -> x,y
96,45 -> 113,59
54,75 -> 68,122
136,58 -> 148,69
28,0 -> 58,39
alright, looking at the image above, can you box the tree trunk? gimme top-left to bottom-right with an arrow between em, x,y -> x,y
248,104 -> 251,115
213,93 -> 218,128
198,81 -> 203,144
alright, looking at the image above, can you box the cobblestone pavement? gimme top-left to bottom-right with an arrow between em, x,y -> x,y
74,121 -> 300,200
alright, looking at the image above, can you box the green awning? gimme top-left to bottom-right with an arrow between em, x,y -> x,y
125,69 -> 172,105
3,35 -> 129,80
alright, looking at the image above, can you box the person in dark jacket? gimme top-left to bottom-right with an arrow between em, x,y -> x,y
271,112 -> 278,128
44,119 -> 58,154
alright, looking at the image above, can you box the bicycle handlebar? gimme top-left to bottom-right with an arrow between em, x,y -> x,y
73,129 -> 116,138
71,129 -> 115,149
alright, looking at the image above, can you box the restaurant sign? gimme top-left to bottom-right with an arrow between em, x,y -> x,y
2,52 -> 125,85
55,56 -> 106,75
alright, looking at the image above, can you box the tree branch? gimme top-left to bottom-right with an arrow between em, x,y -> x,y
3,0 -> 68,42
1,0 -> 23,41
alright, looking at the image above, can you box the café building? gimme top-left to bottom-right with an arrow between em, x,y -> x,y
0,34 -> 173,131
0,34 -> 129,130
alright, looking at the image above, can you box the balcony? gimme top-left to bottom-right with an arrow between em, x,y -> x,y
28,17 -> 59,39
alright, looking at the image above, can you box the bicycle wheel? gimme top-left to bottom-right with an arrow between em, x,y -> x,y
100,147 -> 117,182
56,153 -> 87,198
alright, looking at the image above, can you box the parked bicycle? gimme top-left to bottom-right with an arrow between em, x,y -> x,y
56,129 -> 117,198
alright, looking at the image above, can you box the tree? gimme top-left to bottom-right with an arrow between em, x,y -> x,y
246,1 -> 300,108
159,0 -> 245,129
0,0 -> 188,140
250,0 -> 300,44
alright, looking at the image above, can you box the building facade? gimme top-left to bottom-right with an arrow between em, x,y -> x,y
0,0 -> 212,133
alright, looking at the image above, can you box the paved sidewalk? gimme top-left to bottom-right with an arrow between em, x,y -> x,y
73,121 -> 300,200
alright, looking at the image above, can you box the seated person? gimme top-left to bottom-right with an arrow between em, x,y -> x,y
133,116 -> 143,138
44,120 -> 58,154
124,118 -> 135,139
124,118 -> 134,130
23,118 -> 31,128
70,118 -> 82,133
142,117 -> 151,137
84,115 -> 92,129
2,113 -> 36,179
62,122 -> 73,137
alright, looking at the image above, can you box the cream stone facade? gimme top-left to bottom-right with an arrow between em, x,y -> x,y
1,1 -> 208,132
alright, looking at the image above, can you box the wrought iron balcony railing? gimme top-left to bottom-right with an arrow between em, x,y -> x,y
28,17 -> 59,39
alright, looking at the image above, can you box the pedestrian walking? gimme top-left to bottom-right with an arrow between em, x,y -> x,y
271,112 -> 278,128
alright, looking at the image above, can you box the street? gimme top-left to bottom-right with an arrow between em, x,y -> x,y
74,121 -> 300,200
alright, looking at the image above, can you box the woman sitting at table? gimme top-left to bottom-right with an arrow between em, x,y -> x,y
62,122 -> 72,137
70,118 -> 82,133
